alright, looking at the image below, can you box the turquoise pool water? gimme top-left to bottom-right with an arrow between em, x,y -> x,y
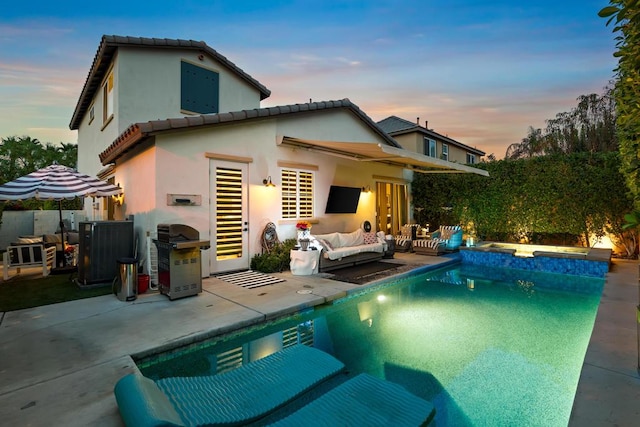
138,263 -> 604,426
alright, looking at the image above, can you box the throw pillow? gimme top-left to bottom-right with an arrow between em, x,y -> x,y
363,232 -> 377,245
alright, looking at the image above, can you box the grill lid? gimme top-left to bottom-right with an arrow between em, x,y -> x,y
157,223 -> 200,242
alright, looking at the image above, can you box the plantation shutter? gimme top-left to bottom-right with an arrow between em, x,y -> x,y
216,167 -> 243,259
298,171 -> 313,218
282,170 -> 297,219
281,169 -> 314,219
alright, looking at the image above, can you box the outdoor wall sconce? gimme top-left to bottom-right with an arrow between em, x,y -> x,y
263,176 -> 276,187
112,192 -> 125,206
361,185 -> 371,193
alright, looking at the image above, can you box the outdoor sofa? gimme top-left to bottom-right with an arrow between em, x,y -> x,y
311,228 -> 386,272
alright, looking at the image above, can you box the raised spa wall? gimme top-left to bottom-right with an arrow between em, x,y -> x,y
459,243 -> 612,278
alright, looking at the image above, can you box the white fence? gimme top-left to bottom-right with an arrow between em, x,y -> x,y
0,210 -> 87,248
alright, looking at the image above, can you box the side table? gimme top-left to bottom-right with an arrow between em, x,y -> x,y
290,249 -> 320,275
383,238 -> 395,259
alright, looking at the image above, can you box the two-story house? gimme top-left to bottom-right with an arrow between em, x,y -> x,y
69,35 -> 488,276
378,116 -> 486,164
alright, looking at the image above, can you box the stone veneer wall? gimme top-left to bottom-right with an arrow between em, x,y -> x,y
459,249 -> 609,278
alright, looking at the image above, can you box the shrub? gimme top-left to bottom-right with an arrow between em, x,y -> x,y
250,238 -> 298,273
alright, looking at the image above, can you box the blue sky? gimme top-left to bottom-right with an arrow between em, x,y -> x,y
1,0 -> 616,158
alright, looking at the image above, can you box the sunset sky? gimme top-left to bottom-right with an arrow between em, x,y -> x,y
1,0 -> 617,158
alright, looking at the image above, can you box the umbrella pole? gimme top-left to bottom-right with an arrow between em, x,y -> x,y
58,200 -> 65,265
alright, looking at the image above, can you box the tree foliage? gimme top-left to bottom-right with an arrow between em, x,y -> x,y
505,89 -> 617,159
413,152 -> 634,252
600,1 -> 640,209
0,136 -> 79,211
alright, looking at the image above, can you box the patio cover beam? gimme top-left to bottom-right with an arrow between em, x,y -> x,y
277,136 -> 489,176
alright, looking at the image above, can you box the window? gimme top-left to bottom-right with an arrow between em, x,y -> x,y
466,153 -> 476,164
89,105 -> 94,124
424,138 -> 436,157
441,143 -> 449,161
181,61 -> 219,114
281,168 -> 314,219
102,72 -> 114,123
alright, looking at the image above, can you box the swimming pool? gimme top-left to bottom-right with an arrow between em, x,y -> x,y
137,263 -> 604,426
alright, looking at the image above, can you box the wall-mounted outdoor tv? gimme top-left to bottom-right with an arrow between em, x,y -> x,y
325,185 -> 361,214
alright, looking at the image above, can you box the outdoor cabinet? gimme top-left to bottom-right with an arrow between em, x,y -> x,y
77,221 -> 134,287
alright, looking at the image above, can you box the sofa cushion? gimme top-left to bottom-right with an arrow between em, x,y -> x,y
414,239 -> 443,249
43,234 -> 62,244
15,236 -> 43,245
338,229 -> 364,247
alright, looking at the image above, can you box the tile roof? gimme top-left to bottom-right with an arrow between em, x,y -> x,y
377,116 -> 419,133
377,115 -> 486,156
99,99 -> 402,165
69,35 -> 271,130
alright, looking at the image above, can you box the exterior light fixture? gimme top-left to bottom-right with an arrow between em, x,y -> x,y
263,176 -> 275,187
361,185 -> 371,193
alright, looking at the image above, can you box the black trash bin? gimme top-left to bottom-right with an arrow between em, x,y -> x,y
114,257 -> 138,301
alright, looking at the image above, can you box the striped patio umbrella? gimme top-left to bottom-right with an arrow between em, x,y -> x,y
0,163 -> 123,249
0,163 -> 122,201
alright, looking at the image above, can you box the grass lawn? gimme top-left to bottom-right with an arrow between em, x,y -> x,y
0,272 -> 112,312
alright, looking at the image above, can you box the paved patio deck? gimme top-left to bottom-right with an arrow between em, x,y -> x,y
0,254 -> 638,426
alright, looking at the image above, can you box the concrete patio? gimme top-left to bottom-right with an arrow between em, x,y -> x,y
0,254 -> 638,426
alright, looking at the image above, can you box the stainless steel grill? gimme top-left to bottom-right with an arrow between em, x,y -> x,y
154,224 -> 210,300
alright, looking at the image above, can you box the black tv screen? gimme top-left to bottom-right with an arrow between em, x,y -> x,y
325,185 -> 361,214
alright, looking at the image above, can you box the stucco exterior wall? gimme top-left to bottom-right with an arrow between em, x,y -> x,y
117,48 -> 262,130
393,131 -> 479,164
393,133 -> 421,153
114,109 -> 408,276
77,47 -> 263,180
77,53 -> 121,180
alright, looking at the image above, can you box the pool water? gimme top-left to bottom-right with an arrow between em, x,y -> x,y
137,263 -> 604,426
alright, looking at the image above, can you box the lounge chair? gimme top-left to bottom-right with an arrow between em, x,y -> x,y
430,225 -> 463,252
395,224 -> 420,252
114,344 -> 345,427
412,238 -> 446,256
269,373 -> 436,426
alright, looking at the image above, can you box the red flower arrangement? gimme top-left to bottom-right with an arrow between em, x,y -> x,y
296,221 -> 312,231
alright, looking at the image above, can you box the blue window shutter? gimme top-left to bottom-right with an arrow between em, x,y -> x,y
181,61 -> 219,114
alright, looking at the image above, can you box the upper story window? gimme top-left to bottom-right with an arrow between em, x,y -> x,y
281,168 -> 314,219
181,61 -> 219,114
441,143 -> 449,161
102,71 -> 114,124
424,138 -> 436,157
466,153 -> 477,164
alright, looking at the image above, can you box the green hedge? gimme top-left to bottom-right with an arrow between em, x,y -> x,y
413,152 -> 634,247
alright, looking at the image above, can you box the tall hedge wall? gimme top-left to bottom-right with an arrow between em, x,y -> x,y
412,152 -> 633,247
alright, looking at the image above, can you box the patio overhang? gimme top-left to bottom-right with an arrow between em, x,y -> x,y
277,136 -> 490,176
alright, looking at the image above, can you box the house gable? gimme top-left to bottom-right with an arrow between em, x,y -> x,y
378,115 -> 485,163
69,35 -> 271,131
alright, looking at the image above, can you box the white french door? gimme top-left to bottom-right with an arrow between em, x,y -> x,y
210,160 -> 249,273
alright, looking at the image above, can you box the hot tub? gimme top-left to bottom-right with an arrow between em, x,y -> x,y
460,242 -> 611,278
